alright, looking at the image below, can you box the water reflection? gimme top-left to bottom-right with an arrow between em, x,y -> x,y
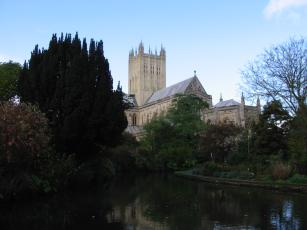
270,200 -> 301,230
104,175 -> 307,230
1,174 -> 307,230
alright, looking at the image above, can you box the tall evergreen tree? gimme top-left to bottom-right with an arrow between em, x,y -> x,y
251,100 -> 291,157
18,33 -> 127,157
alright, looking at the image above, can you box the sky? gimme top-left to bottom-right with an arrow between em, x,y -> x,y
1,0 -> 307,104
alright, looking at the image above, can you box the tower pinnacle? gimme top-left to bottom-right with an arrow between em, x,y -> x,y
138,41 -> 144,54
241,92 -> 245,104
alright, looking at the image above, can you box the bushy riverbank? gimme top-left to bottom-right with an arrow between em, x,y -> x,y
176,168 -> 307,193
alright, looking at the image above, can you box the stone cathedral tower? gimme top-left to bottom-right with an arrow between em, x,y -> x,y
128,42 -> 166,106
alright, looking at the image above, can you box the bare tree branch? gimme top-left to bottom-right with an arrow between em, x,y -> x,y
241,38 -> 307,116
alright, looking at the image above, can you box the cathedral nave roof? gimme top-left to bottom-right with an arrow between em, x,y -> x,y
146,77 -> 196,104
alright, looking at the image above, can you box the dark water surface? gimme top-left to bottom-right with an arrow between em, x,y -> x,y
1,174 -> 307,230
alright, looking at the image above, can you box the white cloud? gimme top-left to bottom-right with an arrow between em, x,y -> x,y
264,0 -> 307,19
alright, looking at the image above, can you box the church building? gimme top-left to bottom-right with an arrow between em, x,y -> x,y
125,42 -> 260,139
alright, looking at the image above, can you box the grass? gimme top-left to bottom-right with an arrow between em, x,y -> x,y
287,174 -> 307,185
194,163 -> 307,186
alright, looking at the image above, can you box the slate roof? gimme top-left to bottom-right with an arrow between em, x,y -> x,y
123,94 -> 138,107
146,77 -> 195,104
214,99 -> 240,108
125,125 -> 143,134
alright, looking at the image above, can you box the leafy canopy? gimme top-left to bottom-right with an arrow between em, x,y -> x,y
139,94 -> 208,170
0,61 -> 21,101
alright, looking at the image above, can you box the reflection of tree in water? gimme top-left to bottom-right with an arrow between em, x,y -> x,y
0,188 -> 124,230
2,174 -> 307,230
106,174 -> 307,230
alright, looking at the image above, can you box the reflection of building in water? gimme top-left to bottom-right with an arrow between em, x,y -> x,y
125,42 -> 260,139
106,197 -> 168,230
270,200 -> 300,229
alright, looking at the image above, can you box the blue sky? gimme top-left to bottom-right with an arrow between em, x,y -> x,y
1,0 -> 307,104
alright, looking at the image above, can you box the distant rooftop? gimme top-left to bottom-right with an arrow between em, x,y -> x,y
123,94 -> 138,107
215,99 -> 240,108
125,125 -> 143,134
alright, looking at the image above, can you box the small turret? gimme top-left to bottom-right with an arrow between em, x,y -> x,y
138,41 -> 144,54
241,92 -> 245,105
257,96 -> 261,114
220,93 -> 223,102
129,48 -> 134,56
160,45 -> 166,56
239,92 -> 245,127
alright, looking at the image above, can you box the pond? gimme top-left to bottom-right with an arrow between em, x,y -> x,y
1,174 -> 307,229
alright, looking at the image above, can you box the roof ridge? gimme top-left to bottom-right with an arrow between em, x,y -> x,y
145,76 -> 196,104
156,76 -> 194,92
215,98 -> 240,108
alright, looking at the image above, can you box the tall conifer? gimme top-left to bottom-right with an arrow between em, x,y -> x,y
18,33 -> 127,156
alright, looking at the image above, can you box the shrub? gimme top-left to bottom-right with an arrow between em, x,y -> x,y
287,174 -> 307,185
0,102 -> 50,165
35,152 -> 77,192
199,124 -> 242,163
199,162 -> 229,176
212,171 -> 255,180
68,156 -> 115,189
0,102 -> 51,199
109,133 -> 138,172
288,104 -> 307,174
271,162 -> 292,180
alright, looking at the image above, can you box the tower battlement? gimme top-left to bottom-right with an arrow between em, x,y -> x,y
129,42 -> 166,58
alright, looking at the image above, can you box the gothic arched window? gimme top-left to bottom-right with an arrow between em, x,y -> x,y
132,114 -> 137,126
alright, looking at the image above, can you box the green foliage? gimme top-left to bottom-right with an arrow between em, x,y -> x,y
17,33 -> 127,157
192,101 -> 306,181
212,171 -> 255,180
251,100 -> 290,157
0,61 -> 21,101
288,104 -> 307,173
287,174 -> 307,185
0,102 -> 52,198
227,129 -> 250,164
69,155 -> 115,189
0,102 -> 79,199
199,123 -> 242,163
109,133 -> 139,172
169,95 -> 208,142
34,152 -> 77,192
0,102 -> 50,168
138,94 -> 208,171
197,162 -> 255,180
197,161 -> 228,176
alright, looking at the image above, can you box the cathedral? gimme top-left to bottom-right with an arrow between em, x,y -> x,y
125,42 -> 260,139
